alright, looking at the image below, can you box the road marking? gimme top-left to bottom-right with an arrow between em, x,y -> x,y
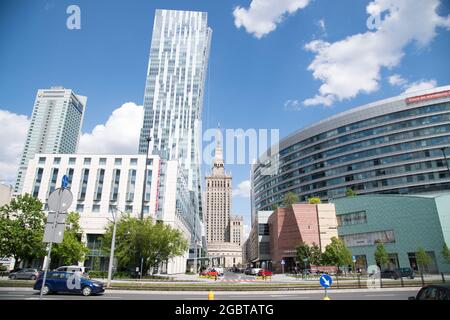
364,294 -> 398,297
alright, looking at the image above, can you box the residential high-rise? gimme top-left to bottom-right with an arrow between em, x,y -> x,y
138,9 -> 212,255
205,137 -> 232,243
14,87 -> 86,194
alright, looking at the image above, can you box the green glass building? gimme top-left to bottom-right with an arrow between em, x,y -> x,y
332,193 -> 450,273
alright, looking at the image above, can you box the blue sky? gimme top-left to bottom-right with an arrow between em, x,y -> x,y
1,0 -> 449,235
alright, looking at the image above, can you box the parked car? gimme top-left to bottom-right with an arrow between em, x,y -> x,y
244,268 -> 252,275
33,271 -> 105,296
395,267 -> 415,279
380,270 -> 401,280
214,267 -> 224,276
409,285 -> 450,300
257,269 -> 273,277
250,268 -> 263,276
9,268 -> 40,280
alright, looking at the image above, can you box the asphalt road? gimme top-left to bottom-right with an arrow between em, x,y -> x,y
0,287 -> 419,300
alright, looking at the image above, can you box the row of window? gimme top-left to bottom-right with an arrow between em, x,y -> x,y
38,157 -> 144,166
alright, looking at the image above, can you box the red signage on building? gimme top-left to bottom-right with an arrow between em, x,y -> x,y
406,90 -> 450,104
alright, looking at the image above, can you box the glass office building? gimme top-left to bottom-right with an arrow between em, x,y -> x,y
14,87 -> 86,194
138,9 -> 212,252
252,86 -> 450,212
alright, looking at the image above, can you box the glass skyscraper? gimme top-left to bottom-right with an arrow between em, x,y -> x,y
14,87 -> 86,194
138,9 -> 212,254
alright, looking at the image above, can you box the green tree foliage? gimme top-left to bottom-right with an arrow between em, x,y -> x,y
271,203 -> 279,211
374,241 -> 389,268
308,197 -> 322,204
296,242 -> 323,267
322,237 -> 352,270
442,243 -> 450,264
101,215 -> 188,275
51,212 -> 90,265
416,247 -> 432,272
283,192 -> 299,206
345,188 -> 356,197
0,194 -> 46,268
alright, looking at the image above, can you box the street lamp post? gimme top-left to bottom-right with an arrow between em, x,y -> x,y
106,207 -> 121,288
440,147 -> 450,173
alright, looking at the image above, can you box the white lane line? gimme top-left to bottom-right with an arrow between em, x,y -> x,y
364,294 -> 398,297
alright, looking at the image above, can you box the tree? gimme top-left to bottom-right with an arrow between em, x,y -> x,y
310,242 -> 323,266
416,247 -> 432,273
442,243 -> 450,264
271,203 -> 279,211
283,192 -> 299,206
345,188 -> 356,197
322,237 -> 352,271
101,215 -> 188,276
374,242 -> 389,269
51,212 -> 90,265
0,194 -> 46,268
296,243 -> 311,268
308,197 -> 321,204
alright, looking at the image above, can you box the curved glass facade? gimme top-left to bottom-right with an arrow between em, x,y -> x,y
252,87 -> 450,212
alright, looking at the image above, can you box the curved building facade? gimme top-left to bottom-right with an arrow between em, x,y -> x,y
252,86 -> 450,213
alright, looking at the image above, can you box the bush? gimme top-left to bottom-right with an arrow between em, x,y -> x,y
87,271 -> 107,279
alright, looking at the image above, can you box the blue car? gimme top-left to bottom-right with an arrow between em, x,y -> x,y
33,271 -> 105,296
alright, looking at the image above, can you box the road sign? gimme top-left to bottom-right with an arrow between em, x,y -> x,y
281,260 -> 285,265
61,175 -> 69,188
48,188 -> 73,212
319,274 -> 333,288
43,212 -> 67,243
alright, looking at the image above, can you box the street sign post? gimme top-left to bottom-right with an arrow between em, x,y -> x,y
281,259 -> 285,274
319,274 -> 333,300
40,185 -> 73,299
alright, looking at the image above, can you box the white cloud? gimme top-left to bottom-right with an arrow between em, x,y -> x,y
79,102 -> 143,154
284,99 -> 302,111
233,180 -> 251,198
317,18 -> 326,34
303,0 -> 450,106
388,74 -> 437,94
0,109 -> 29,185
388,74 -> 407,87
402,79 -> 437,94
233,0 -> 311,38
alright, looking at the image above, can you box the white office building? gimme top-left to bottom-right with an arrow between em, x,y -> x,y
138,9 -> 212,258
14,87 -> 87,194
21,154 -> 192,274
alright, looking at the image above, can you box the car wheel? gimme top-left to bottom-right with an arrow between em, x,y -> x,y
41,285 -> 50,295
9,275 -> 16,280
82,286 -> 92,296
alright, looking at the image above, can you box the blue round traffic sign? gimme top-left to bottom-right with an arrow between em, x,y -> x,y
319,274 -> 333,288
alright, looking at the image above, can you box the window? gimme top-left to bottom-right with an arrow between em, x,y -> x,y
92,205 -> 100,213
38,157 -> 46,165
258,223 -> 270,236
114,158 -> 122,165
76,204 -> 84,213
84,158 -> 91,165
53,157 -> 61,165
78,169 -> 90,201
94,169 -> 105,201
125,205 -> 133,213
337,211 -> 367,227
32,168 -> 44,198
130,158 -> 138,166
99,158 -> 107,165
341,230 -> 395,247
110,169 -> 121,201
